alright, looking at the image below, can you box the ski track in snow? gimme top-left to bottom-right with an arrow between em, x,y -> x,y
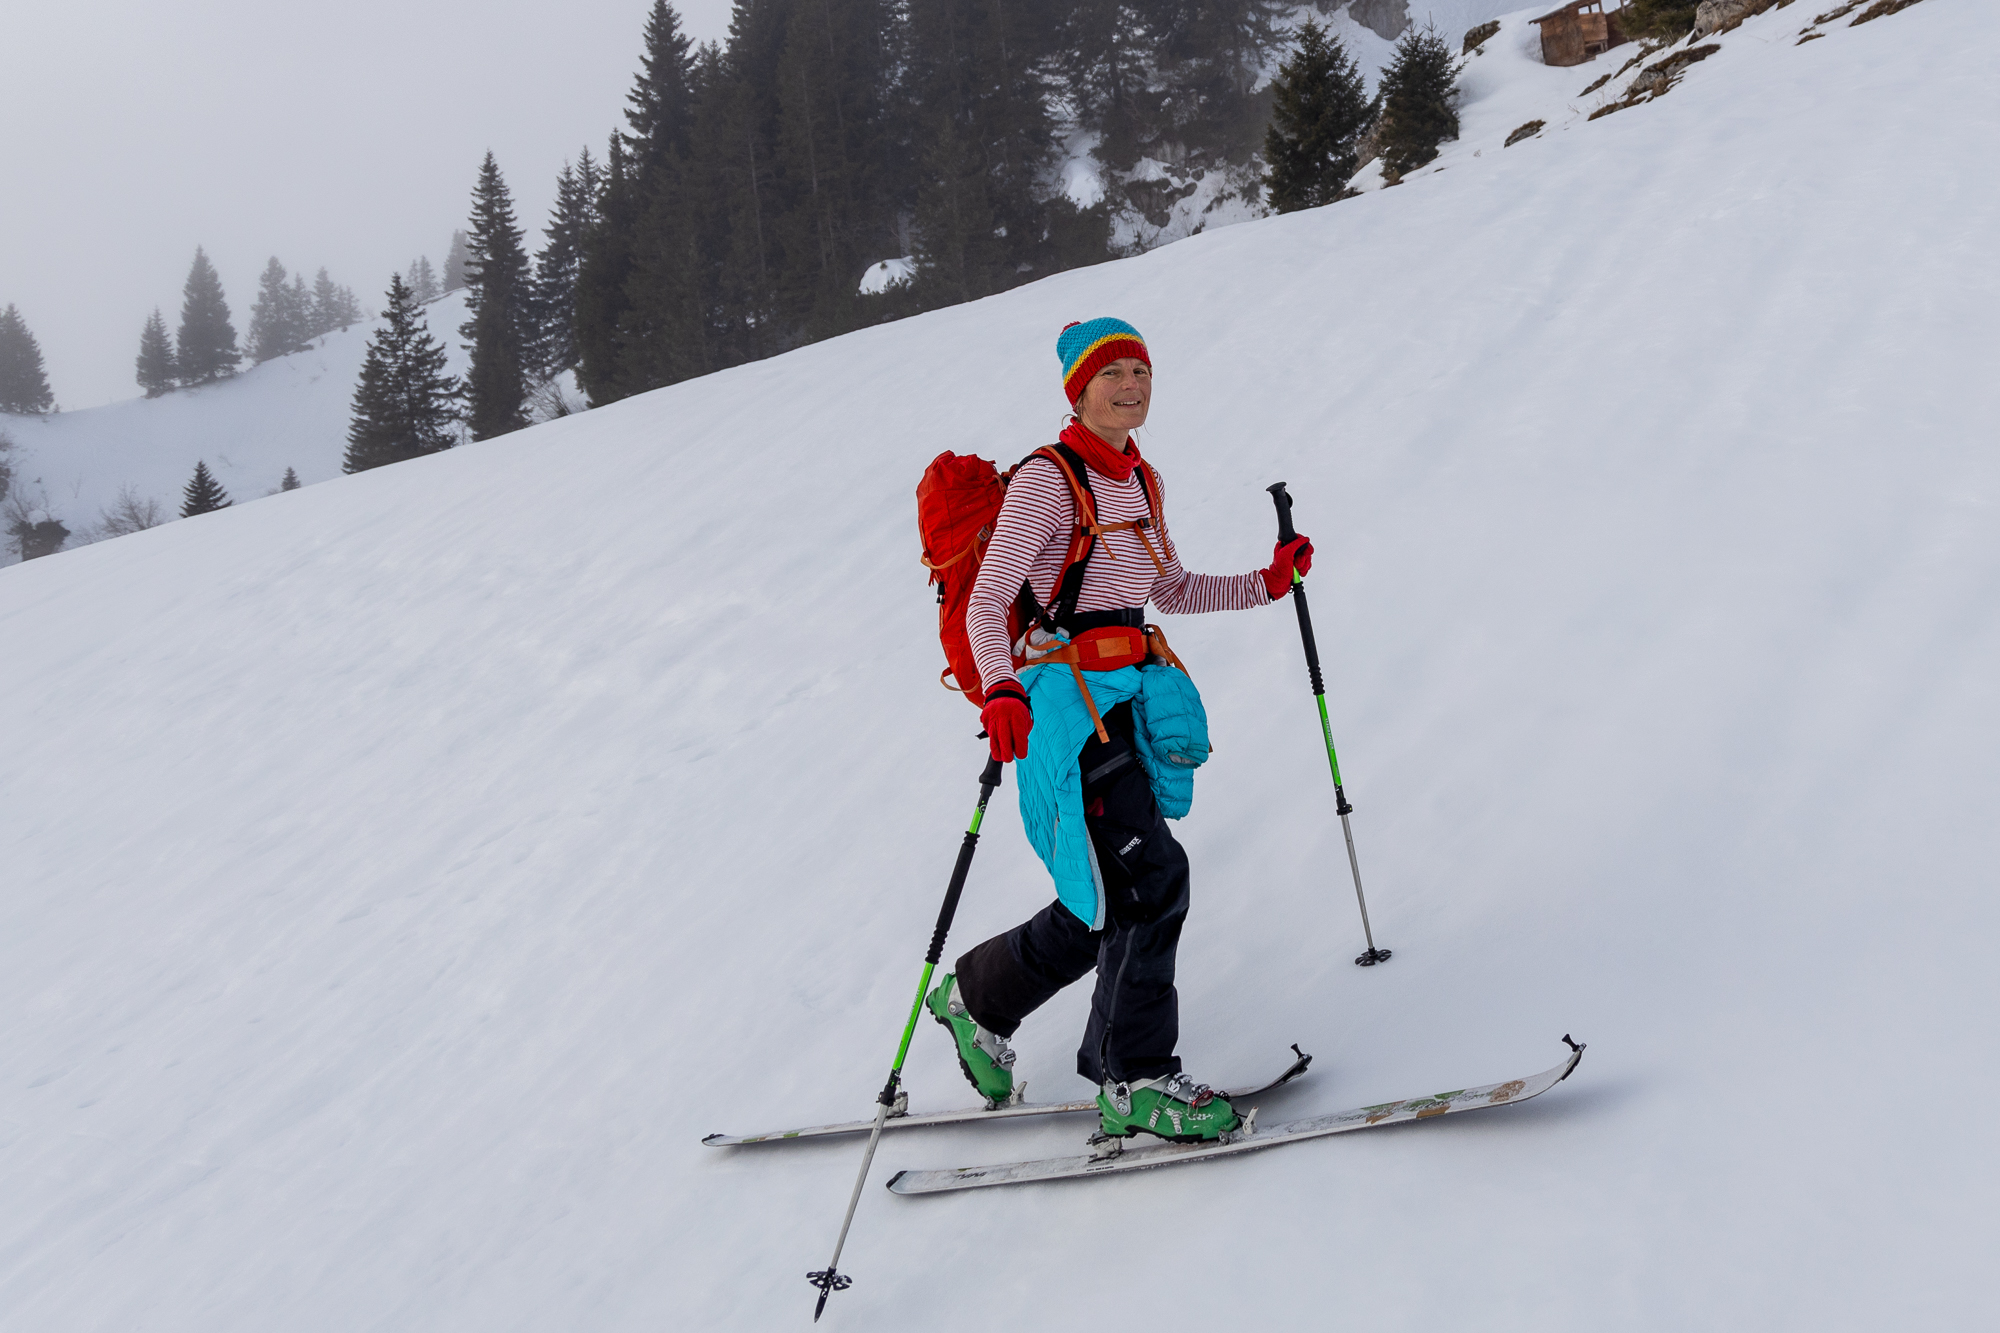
2,3 -> 1996,1328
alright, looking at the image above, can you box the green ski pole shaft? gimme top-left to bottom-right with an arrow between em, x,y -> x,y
1266,483 -> 1390,967
809,756 -> 1004,1320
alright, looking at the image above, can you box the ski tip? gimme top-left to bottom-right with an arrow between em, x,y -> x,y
884,1170 -> 908,1193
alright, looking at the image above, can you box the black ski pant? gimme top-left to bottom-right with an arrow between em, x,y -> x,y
955,703 -> 1191,1086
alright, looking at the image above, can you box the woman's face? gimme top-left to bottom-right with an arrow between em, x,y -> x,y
1077,357 -> 1152,440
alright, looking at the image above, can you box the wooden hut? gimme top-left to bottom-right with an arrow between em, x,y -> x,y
1532,1 -> 1629,66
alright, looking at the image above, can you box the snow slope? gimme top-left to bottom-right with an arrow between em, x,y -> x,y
3,2 -> 1996,1328
0,293 -> 468,557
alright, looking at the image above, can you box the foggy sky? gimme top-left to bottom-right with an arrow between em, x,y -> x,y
0,0 -> 736,410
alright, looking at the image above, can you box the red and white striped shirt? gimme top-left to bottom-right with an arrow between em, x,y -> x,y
968,454 -> 1270,693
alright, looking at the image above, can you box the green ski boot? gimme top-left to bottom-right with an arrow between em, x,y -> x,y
1097,1072 -> 1242,1143
926,973 -> 1018,1107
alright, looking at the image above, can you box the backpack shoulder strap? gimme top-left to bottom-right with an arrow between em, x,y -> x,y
1137,460 -> 1163,527
1009,445 -> 1099,635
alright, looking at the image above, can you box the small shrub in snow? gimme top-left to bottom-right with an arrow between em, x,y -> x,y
1621,0 -> 1704,40
97,486 -> 167,538
4,489 -> 67,560
1506,120 -> 1547,147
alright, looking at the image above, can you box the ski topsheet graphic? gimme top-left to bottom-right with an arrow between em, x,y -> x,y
886,1038 -> 1584,1196
704,1047 -> 1312,1148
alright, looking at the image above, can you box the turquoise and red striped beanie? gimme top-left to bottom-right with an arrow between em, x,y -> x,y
1058,318 -> 1151,405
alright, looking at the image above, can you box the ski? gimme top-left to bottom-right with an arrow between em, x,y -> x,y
885,1037 -> 1583,1196
704,1046 -> 1312,1148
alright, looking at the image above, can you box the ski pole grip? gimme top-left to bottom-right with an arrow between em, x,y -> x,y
1267,482 -> 1297,544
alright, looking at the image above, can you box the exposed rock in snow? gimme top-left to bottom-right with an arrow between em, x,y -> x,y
1349,0 -> 1413,40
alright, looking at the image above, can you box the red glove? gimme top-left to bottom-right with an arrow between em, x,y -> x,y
980,683 -> 1033,763
1261,535 -> 1314,599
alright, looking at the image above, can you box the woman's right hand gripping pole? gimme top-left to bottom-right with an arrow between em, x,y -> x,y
981,682 -> 1033,763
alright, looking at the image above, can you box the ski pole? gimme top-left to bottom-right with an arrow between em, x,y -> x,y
1266,483 -> 1390,966
808,755 -> 1004,1321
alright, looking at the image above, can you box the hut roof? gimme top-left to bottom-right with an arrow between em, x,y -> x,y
1533,0 -> 1608,23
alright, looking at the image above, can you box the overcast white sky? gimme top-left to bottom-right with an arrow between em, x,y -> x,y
1,1 -> 737,409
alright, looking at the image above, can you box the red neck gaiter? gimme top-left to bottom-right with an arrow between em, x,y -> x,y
1060,420 -> 1141,483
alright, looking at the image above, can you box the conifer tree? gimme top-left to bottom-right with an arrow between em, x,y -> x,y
769,0 -> 903,340
534,150 -> 600,375
576,136 -> 643,406
905,0 -> 1036,305
347,274 -> 461,473
0,304 -> 56,414
180,460 -> 231,516
1377,24 -> 1460,180
442,230 -> 472,292
309,268 -> 337,337
607,2 -> 712,395
248,258 -> 309,362
459,154 -> 535,438
407,256 -> 441,304
175,247 -> 240,384
1264,19 -> 1374,212
136,308 -> 177,396
281,466 -> 301,491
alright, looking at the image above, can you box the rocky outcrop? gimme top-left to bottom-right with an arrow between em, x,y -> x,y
1347,0 -> 1410,42
1693,0 -> 1752,37
1694,0 -> 1782,37
1463,20 -> 1501,54
1589,44 -> 1721,119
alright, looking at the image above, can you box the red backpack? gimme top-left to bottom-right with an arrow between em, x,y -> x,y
917,444 -> 1163,709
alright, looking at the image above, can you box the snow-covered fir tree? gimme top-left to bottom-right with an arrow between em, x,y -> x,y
175,248 -> 240,385
280,467 -> 301,491
1378,25 -> 1461,181
135,308 -> 177,396
0,304 -> 56,414
1263,18 -> 1375,213
180,460 -> 231,516
459,154 -> 535,440
345,274 -> 460,473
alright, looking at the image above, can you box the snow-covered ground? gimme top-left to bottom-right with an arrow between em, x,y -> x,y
2,2 -> 1995,1328
0,293 -> 468,558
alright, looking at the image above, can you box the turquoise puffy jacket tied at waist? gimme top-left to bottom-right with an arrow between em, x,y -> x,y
1016,655 -> 1211,928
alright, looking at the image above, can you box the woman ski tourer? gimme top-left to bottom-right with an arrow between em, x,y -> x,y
925,317 -> 1313,1144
